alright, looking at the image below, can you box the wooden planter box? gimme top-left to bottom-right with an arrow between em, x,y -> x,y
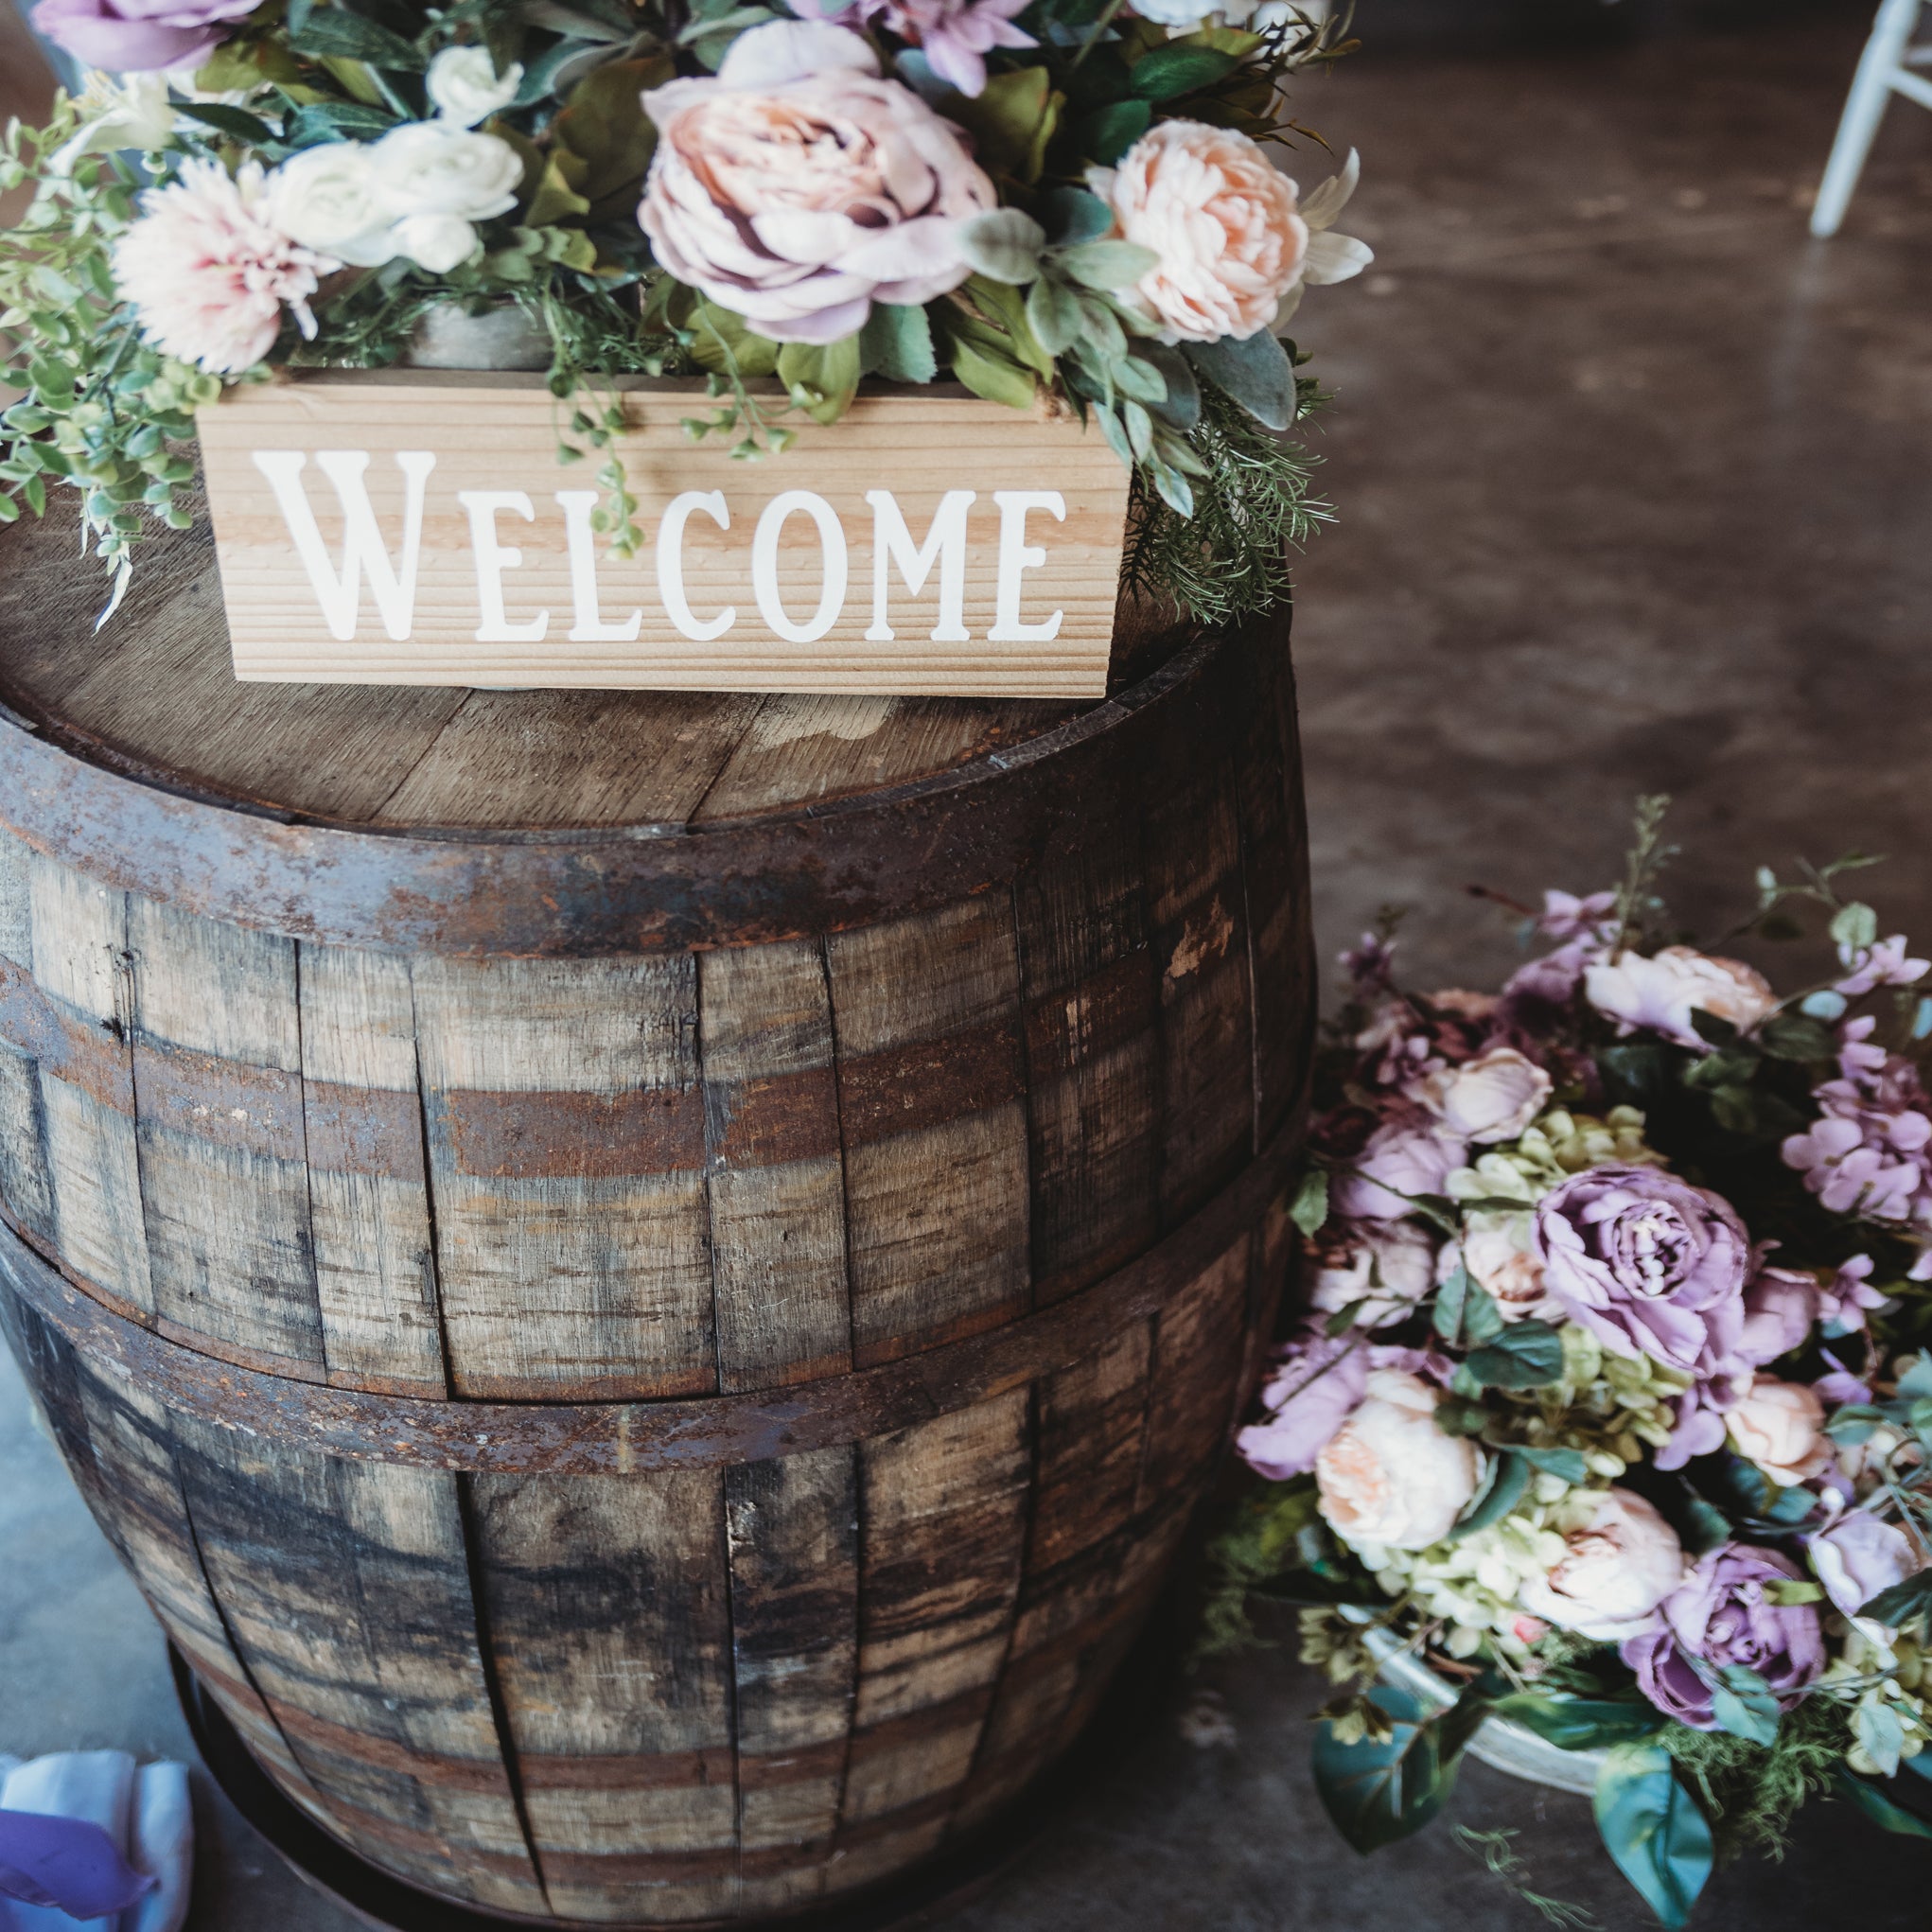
197,373 -> 1133,699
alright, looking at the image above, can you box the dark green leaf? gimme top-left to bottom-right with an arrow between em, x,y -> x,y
289,7 -> 428,68
1758,1011 -> 1835,1062
1493,1695 -> 1663,1752
1599,1039 -> 1672,1105
1127,42 -> 1240,99
1184,328 -> 1296,430
858,303 -> 937,385
1071,98 -> 1151,166
1516,1445 -> 1590,1484
1689,1008 -> 1741,1048
1710,1665 -> 1780,1747
1593,1743 -> 1713,1931
285,99 -> 400,145
1832,1768 -> 1932,1839
1463,1320 -> 1566,1390
173,102 -> 276,143
1040,185 -> 1115,245
1432,1394 -> 1489,1438
1312,1686 -> 1457,1853
1289,1167 -> 1328,1239
1861,1572 -> 1932,1631
1450,1449 -> 1530,1539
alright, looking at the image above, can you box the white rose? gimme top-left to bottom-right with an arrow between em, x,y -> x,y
1411,1045 -> 1552,1145
426,45 -> 525,127
1305,1219 -> 1438,1329
1454,1208 -> 1554,1321
1517,1487 -> 1685,1642
391,212 -> 482,272
1729,1375 -> 1832,1487
371,120 -> 524,221
1585,946 -> 1777,1048
272,142 -> 398,266
1316,1370 -> 1481,1553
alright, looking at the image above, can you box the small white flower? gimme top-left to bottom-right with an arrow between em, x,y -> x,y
426,45 -> 525,128
373,119 -> 524,220
272,141 -> 396,265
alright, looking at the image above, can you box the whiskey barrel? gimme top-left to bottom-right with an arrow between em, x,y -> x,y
0,509 -> 1313,1927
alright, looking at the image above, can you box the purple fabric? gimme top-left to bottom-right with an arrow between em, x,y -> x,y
0,1808 -> 155,1916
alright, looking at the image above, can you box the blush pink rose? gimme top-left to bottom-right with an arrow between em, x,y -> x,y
638,21 -> 994,344
1087,119 -> 1308,344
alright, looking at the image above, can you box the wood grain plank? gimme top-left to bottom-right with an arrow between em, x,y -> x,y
826,900 -> 1030,1366
167,1414 -> 546,1914
1136,1236 -> 1253,1511
298,943 -> 446,1395
468,1469 -> 737,1923
126,896 -> 325,1370
26,857 -> 152,1316
726,1446 -> 859,1914
412,955 -> 713,1399
699,941 -> 852,1395
1144,757 -> 1254,1228
834,1388 -> 1028,1888
373,689 -> 762,829
0,830 -> 52,1242
1015,837 -> 1161,1305
693,695 -> 1074,823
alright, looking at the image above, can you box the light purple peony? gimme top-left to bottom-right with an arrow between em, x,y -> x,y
1808,1514 -> 1919,1638
1235,1331 -> 1368,1479
1535,1164 -> 1751,1374
1330,1118 -> 1467,1221
1621,1543 -> 1826,1730
1736,1265 -> 1820,1366
32,0 -> 254,71
789,0 -> 1035,97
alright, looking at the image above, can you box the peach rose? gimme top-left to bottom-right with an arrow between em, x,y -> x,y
639,21 -> 994,343
1087,119 -> 1307,343
1315,1370 -> 1481,1553
1729,1376 -> 1832,1487
1518,1488 -> 1686,1642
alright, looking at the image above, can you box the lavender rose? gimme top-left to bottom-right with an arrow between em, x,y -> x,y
1234,1330 -> 1368,1479
638,22 -> 994,344
1331,1118 -> 1467,1221
1808,1515 -> 1921,1654
1621,1543 -> 1825,1729
1534,1164 -> 1750,1373
1408,1044 -> 1552,1145
32,0 -> 254,71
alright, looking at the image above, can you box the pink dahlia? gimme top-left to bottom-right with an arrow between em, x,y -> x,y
789,0 -> 1034,97
113,159 -> 340,376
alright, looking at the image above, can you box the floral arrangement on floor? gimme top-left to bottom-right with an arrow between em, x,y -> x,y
1209,800 -> 1932,1927
0,0 -> 1365,619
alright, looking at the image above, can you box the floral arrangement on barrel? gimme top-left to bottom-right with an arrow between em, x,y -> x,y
1208,800 -> 1932,1927
0,0 -> 1365,616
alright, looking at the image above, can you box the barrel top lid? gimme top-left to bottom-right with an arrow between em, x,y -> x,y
0,515 -> 1175,834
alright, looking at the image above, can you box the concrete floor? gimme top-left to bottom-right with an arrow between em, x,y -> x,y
7,7 -> 1932,1927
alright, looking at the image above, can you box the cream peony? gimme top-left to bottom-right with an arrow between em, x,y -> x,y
1586,946 -> 1778,1049
113,156 -> 337,374
1315,1370 -> 1482,1553
1410,1045 -> 1553,1145
426,45 -> 525,126
1088,119 -> 1307,343
1305,1219 -> 1438,1329
1729,1376 -> 1832,1487
1454,1208 -> 1555,1321
1517,1487 -> 1686,1642
639,21 -> 994,344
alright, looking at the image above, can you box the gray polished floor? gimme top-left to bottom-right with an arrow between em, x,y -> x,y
7,5 -> 1932,1926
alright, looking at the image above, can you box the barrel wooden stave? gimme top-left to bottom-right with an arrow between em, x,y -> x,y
0,580 -> 1310,1926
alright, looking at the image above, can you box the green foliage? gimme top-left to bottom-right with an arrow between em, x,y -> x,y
1492,1694 -> 1663,1753
1593,1743 -> 1713,1931
1459,1320 -> 1566,1391
1660,1696 -> 1850,1861
1831,1767 -> 1932,1839
1313,1684 -> 1465,1853
1450,1828 -> 1602,1932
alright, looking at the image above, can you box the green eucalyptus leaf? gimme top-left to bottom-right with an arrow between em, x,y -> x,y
1830,902 -> 1880,956
776,334 -> 861,425
957,207 -> 1046,285
1025,274 -> 1084,357
1040,185 -> 1115,245
1710,1665 -> 1780,1748
289,8 -> 428,71
1311,1686 -> 1457,1853
1072,98 -> 1152,166
1860,1571 -> 1932,1631
948,334 -> 1039,410
1515,1445 -> 1590,1484
1059,238 -> 1158,291
172,102 -> 276,144
1492,1695 -> 1663,1751
1593,1743 -> 1713,1931
1449,1449 -> 1529,1539
859,303 -> 938,384
1462,1320 -> 1566,1391
1289,1168 -> 1329,1240
1127,41 -> 1240,100
1854,1698 -> 1906,1778
1112,354 -> 1167,405
1183,328 -> 1296,430
1133,340 -> 1199,430
1832,1767 -> 1932,1838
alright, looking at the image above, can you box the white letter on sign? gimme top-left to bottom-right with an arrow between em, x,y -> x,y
753,491 -> 848,643
555,490 -> 641,641
657,490 -> 735,641
457,490 -> 549,642
989,490 -> 1064,642
252,448 -> 434,642
865,489 -> 975,642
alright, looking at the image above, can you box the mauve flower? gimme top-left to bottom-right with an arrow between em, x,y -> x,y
1585,945 -> 1777,1048
1783,1019 -> 1932,1225
1408,1044 -> 1552,1146
790,0 -> 1033,97
1332,1118 -> 1467,1221
1728,1376 -> 1832,1487
1535,1164 -> 1751,1374
639,22 -> 993,344
1316,1369 -> 1482,1553
1537,888 -> 1618,943
1809,1515 -> 1921,1652
1088,120 -> 1308,344
1818,1255 -> 1888,1335
1835,935 -> 1930,999
1622,1544 -> 1826,1730
1502,936 -> 1602,1013
1304,1218 -> 1438,1329
113,158 -> 337,375
32,0 -> 253,71
1236,1330 -> 1369,1479
1518,1488 -> 1687,1642
1737,1265 -> 1819,1365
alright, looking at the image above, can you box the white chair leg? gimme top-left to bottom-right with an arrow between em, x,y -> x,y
1813,0 -> 1925,237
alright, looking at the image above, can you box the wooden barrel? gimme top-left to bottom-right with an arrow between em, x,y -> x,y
0,510 -> 1313,1927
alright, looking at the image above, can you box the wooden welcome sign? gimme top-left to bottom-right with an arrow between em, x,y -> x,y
195,372 -> 1133,698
